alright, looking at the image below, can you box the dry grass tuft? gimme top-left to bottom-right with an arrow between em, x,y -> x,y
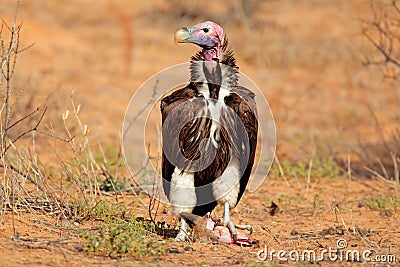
351,0 -> 400,185
0,4 -> 135,228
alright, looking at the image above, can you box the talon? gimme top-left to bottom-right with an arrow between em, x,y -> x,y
226,220 -> 237,243
210,203 -> 257,245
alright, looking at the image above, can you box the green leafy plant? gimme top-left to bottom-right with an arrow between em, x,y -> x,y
99,177 -> 125,192
270,158 -> 341,179
78,200 -> 166,258
365,196 -> 400,211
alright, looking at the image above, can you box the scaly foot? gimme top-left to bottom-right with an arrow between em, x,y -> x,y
175,217 -> 189,242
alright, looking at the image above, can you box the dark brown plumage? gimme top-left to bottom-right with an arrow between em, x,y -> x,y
160,21 -> 258,242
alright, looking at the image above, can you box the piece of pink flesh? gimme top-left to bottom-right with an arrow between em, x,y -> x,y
205,217 -> 257,246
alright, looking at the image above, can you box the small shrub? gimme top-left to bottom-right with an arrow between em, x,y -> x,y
78,200 -> 166,258
270,158 -> 341,179
99,177 -> 125,192
90,199 -> 128,220
365,196 -> 400,211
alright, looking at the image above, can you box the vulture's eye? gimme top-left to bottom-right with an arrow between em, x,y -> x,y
202,28 -> 210,33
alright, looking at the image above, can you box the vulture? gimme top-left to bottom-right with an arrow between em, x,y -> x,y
160,21 -> 258,243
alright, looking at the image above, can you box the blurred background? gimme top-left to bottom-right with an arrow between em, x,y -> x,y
0,0 -> 399,179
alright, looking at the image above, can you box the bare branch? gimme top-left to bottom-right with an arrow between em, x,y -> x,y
5,107 -> 40,131
17,42 -> 36,54
3,106 -> 47,154
363,0 -> 400,78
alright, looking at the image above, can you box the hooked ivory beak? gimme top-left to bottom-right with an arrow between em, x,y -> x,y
174,28 -> 190,44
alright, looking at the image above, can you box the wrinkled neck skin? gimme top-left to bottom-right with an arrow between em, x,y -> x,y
200,47 -> 221,62
189,39 -> 238,90
200,47 -> 222,80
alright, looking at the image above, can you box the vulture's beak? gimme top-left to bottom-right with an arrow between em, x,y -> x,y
174,27 -> 190,44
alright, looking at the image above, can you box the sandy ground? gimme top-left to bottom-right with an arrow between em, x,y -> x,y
0,178 -> 399,266
0,0 -> 399,266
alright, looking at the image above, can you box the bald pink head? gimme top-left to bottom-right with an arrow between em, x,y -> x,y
174,21 -> 224,61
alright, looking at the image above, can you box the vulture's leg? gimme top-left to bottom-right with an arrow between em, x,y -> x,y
223,202 -> 238,242
223,202 -> 253,243
169,169 -> 196,241
175,217 -> 188,241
